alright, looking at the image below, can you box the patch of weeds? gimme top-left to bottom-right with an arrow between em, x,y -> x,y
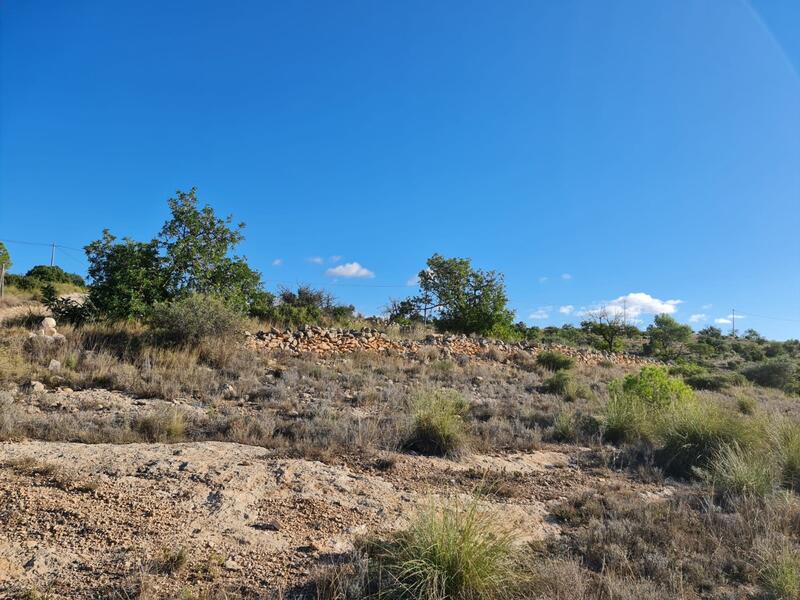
152,546 -> 188,575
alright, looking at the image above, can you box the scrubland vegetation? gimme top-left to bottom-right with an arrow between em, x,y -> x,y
2,192 -> 800,598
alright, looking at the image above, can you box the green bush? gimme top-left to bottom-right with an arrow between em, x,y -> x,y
369,500 -> 523,599
743,359 -> 797,391
148,294 -> 243,345
536,351 -> 574,372
603,366 -> 693,444
404,389 -> 469,457
706,443 -> 776,499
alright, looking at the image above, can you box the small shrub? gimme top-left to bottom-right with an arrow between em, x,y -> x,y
541,370 -> 591,402
368,500 -> 523,599
536,351 -> 574,372
149,294 -> 243,345
616,366 -> 693,410
404,389 -> 469,457
551,411 -> 577,443
706,443 -> 776,499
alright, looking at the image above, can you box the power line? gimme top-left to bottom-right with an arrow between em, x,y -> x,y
735,311 -> 800,324
0,238 -> 84,252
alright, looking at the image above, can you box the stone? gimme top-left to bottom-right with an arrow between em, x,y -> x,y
25,380 -> 46,393
48,359 -> 61,373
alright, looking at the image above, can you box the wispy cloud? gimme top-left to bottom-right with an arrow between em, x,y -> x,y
325,262 -> 375,278
307,256 -> 324,265
559,305 -> 574,315
715,313 -> 744,325
689,313 -> 706,323
702,304 -> 713,310
538,276 -> 548,284
579,292 -> 683,321
528,306 -> 552,320
406,275 -> 420,286
561,273 -> 572,280
271,258 -> 283,267
329,255 -> 342,263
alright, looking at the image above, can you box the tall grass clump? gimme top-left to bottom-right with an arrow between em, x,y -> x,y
655,400 -> 761,478
536,351 -> 573,372
773,420 -> 800,492
759,544 -> 800,600
404,389 -> 469,457
706,443 -> 777,499
369,500 -> 524,600
134,408 -> 187,442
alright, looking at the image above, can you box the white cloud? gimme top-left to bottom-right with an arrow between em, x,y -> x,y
325,262 -> 375,279
689,313 -> 706,323
329,255 -> 342,263
561,273 -> 572,280
406,275 -> 420,286
580,292 -> 683,320
307,256 -> 324,265
528,306 -> 552,320
538,276 -> 548,284
559,305 -> 574,315
702,304 -> 713,310
271,258 -> 283,267
715,314 -> 744,325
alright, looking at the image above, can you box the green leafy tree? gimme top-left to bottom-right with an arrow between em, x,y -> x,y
581,307 -> 634,352
24,265 -> 85,287
157,188 -> 267,314
413,254 -> 514,336
0,242 -> 11,271
645,314 -> 692,360
385,298 -> 424,326
85,189 -> 271,319
85,231 -> 167,320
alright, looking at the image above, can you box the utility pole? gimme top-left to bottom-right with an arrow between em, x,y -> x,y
0,263 -> 5,299
50,243 -> 56,267
731,308 -> 736,338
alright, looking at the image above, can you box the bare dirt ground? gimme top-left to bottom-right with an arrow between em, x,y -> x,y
0,388 -> 677,598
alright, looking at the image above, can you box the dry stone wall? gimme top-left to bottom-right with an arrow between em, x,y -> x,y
245,325 -> 656,367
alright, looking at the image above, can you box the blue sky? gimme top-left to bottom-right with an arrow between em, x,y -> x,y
1,1 -> 799,339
